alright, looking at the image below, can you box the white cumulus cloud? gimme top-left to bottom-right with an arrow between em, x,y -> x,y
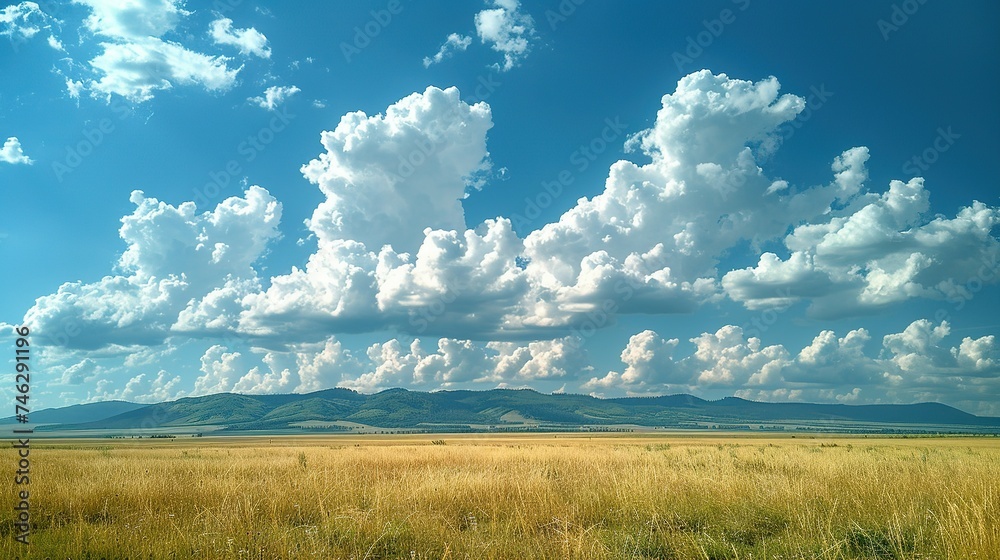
723,177 -> 1000,317
343,335 -> 585,393
300,85 -> 493,252
521,71 -> 820,326
89,370 -> 184,404
475,0 -> 535,71
64,70 -> 999,348
22,70 -> 1000,415
0,136 -> 32,165
24,187 -> 282,349
584,319 -> 1000,413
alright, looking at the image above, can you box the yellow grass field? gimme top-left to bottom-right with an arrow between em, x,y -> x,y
2,434 -> 998,559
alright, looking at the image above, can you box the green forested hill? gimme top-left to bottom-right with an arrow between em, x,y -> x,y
32,387 -> 1000,434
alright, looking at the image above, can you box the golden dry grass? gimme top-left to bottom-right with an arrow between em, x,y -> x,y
2,434 -> 998,559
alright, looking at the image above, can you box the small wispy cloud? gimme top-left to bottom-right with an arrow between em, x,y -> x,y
250,85 -> 300,110
423,33 -> 472,68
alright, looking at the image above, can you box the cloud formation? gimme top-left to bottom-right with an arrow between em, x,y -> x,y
87,38 -> 240,102
76,0 -> 187,39
325,334 -> 585,393
55,316 -> 1000,414
423,33 -> 472,67
70,0 -> 243,102
723,179 -> 1000,317
300,85 -> 493,252
249,85 -> 300,110
584,319 -> 1000,414
428,0 -> 535,71
0,136 -> 32,164
474,0 -> 535,71
21,70 -> 1000,414
0,1 -> 53,42
520,71 -> 825,326
210,17 -> 271,58
27,71 -> 1000,350
24,187 -> 281,349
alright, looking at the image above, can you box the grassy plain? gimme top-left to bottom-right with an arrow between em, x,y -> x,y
2,434 -> 998,559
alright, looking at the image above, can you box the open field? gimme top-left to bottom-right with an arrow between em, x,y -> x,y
2,434 -> 998,559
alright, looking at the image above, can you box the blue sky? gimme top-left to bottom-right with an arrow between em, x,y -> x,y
2,0 -> 999,414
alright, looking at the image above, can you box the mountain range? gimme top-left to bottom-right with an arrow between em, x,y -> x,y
7,388 -> 1000,435
0,400 -> 145,426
